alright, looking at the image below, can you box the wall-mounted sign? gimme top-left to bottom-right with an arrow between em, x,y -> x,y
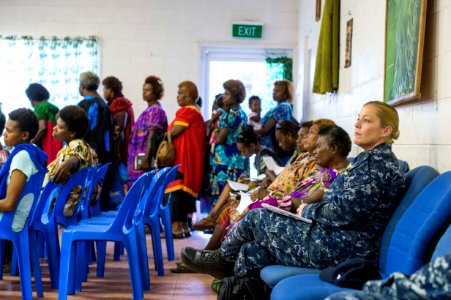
232,22 -> 263,39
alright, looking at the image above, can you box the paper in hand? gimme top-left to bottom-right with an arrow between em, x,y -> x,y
227,180 -> 249,191
262,156 -> 284,175
236,191 -> 253,214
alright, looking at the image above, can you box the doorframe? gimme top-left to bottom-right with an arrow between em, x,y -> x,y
198,45 -> 293,118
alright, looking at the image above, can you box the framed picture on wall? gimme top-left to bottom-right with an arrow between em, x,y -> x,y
344,18 -> 353,68
316,0 -> 321,21
383,0 -> 428,106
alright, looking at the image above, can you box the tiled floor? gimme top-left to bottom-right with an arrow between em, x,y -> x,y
0,231 -> 217,299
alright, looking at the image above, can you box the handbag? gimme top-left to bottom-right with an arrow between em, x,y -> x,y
156,132 -> 176,167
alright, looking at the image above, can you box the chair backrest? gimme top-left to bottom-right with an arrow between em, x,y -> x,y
0,171 -> 45,232
133,169 -> 167,227
380,168 -> 451,277
32,180 -> 60,229
42,167 -> 93,228
110,171 -> 151,232
158,165 -> 180,212
84,163 -> 111,218
143,167 -> 171,217
432,225 -> 451,260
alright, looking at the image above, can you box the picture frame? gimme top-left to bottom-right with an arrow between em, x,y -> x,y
316,0 -> 321,21
383,0 -> 428,106
344,18 -> 353,68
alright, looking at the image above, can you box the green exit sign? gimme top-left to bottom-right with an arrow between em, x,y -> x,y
232,22 -> 263,39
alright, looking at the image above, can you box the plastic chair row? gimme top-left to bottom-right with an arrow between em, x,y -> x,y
58,165 -> 180,299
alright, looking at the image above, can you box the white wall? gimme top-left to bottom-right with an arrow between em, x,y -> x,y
297,0 -> 451,172
0,0 -> 298,119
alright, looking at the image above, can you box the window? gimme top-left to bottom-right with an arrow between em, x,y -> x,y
0,36 -> 99,116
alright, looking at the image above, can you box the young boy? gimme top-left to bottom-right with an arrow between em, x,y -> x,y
247,95 -> 262,130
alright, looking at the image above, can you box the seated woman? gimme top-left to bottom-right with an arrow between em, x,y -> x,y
181,101 -> 406,285
0,108 -> 48,230
227,122 -> 349,236
0,108 -> 48,263
46,105 -> 95,217
193,121 -> 297,232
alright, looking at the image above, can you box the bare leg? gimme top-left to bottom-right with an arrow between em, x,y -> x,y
193,184 -> 232,230
204,225 -> 226,250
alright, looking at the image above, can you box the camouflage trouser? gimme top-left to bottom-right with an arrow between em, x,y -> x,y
326,253 -> 451,300
220,208 -> 314,277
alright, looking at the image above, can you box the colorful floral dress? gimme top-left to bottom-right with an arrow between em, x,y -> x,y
127,103 -> 167,186
209,107 -> 249,204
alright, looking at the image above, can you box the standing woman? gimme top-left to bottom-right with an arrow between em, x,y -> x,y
127,75 -> 167,187
165,81 -> 206,238
26,83 -> 63,164
102,76 -> 135,166
210,79 -> 249,205
257,80 -> 297,164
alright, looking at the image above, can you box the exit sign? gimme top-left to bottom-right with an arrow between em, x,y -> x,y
232,22 -> 263,39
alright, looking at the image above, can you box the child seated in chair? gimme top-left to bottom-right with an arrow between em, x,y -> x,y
0,108 -> 48,263
46,105 -> 96,217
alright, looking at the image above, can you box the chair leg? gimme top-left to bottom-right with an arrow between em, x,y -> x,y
45,224 -> 61,289
96,241 -> 107,277
113,241 -> 122,261
123,236 -> 144,299
15,237 -> 33,300
137,224 -> 150,291
29,231 -> 44,297
162,213 -> 175,261
58,237 -> 76,299
149,220 -> 164,276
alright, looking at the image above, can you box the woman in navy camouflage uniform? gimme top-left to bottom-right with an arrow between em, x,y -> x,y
182,101 -> 406,279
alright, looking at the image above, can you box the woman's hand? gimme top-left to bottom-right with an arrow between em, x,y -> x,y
296,203 -> 307,216
260,175 -> 273,189
52,157 -> 79,183
140,156 -> 151,170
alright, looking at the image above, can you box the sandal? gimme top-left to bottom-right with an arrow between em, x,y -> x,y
192,217 -> 215,231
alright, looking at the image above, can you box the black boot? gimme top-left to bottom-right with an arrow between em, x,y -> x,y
181,247 -> 235,279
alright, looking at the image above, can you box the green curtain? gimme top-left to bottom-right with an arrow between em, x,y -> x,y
312,0 -> 340,94
0,35 -> 98,114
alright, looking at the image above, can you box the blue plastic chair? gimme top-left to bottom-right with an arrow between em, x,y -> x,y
158,165 -> 180,262
271,167 -> 451,300
69,170 -> 156,293
58,172 -> 150,299
37,167 -> 93,289
29,180 -> 61,289
134,168 -> 169,289
0,171 -> 45,299
261,165 -> 439,288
